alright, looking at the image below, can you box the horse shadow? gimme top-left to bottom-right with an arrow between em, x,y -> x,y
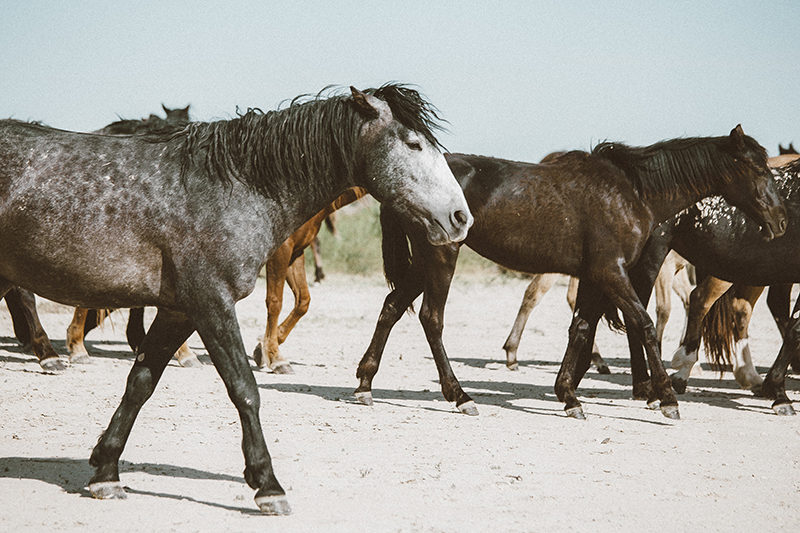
0,456 -> 261,514
449,355 -> 787,415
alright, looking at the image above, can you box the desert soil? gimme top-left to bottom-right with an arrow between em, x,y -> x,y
1,273 -> 799,532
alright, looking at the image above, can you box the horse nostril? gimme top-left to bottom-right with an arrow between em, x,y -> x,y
780,218 -> 787,232
453,210 -> 469,226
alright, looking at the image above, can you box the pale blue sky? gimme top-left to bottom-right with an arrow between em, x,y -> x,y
2,1 -> 798,161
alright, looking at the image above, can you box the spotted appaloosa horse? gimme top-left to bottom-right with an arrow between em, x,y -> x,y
356,126 -> 785,421
0,84 -> 472,513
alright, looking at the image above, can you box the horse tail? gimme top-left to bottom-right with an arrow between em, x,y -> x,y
379,206 -> 412,292
701,288 -> 736,374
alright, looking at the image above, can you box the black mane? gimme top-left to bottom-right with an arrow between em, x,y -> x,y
592,135 -> 768,200
175,84 -> 445,199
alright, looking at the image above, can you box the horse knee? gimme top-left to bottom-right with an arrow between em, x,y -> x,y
419,306 -> 443,335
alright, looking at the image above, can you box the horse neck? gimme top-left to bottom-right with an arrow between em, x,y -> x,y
634,144 -> 737,225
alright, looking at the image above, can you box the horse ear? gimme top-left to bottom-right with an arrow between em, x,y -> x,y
730,124 -> 746,150
162,104 -> 169,114
350,87 -> 380,120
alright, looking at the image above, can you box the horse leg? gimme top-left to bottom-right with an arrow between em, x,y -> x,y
416,245 -> 476,415
765,284 -> 800,374
654,255 -> 673,349
502,273 -> 558,370
173,342 -> 201,367
254,245 -> 293,373
66,308 -> 92,364
625,244 -> 670,406
761,299 -> 800,416
670,277 -> 731,394
566,276 -> 608,374
766,283 -> 792,338
3,287 -> 65,372
355,267 -> 426,406
310,235 -> 325,283
730,286 -> 764,393
275,256 -> 311,347
89,308 -> 196,499
192,302 -> 289,512
126,307 -> 147,354
606,270 -> 679,419
555,280 -> 605,419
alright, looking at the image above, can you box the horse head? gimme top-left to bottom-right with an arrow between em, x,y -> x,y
721,125 -> 787,241
350,86 -> 472,245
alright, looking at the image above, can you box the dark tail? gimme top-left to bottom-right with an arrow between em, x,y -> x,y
379,206 -> 412,293
700,288 -> 737,374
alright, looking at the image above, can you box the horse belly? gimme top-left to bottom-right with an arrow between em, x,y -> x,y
0,209 -> 167,308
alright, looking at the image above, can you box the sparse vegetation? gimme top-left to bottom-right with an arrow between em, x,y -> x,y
306,197 -> 502,278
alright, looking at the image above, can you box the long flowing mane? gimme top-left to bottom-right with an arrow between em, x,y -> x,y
170,83 -> 445,199
592,136 -> 768,200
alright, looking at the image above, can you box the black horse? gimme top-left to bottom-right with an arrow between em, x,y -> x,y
616,158 -> 800,415
0,84 -> 472,514
355,126 -> 786,421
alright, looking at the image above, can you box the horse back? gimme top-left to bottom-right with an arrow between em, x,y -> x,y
445,152 -> 651,277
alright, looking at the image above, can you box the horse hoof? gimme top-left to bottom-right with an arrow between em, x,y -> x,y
40,357 -> 67,373
457,401 -> 479,416
670,374 -> 687,394
177,355 -> 202,368
354,391 -> 373,406
565,406 -> 586,420
660,404 -> 680,420
595,363 -> 611,375
272,363 -> 294,375
506,362 -> 519,371
646,399 -> 660,410
70,353 -> 91,365
255,494 -> 292,515
88,481 -> 127,500
772,402 -> 796,416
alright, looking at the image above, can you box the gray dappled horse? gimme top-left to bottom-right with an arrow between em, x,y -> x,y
0,84 -> 472,514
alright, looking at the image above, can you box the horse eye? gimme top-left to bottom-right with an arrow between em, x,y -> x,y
406,141 -> 422,151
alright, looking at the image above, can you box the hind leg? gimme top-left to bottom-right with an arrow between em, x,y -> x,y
566,277 -> 608,374
89,308 -> 196,499
4,287 -> 65,372
502,273 -> 558,370
670,277 -> 731,394
254,244 -> 293,373
555,280 -> 605,419
730,286 -> 764,393
66,308 -> 92,364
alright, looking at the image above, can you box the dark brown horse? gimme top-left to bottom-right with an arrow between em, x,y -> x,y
355,126 -> 786,421
0,84 -> 472,513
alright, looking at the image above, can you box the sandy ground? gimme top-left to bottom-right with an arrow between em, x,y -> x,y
1,272 -> 799,532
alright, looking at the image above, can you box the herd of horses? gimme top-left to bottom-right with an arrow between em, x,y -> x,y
1,83 -> 797,514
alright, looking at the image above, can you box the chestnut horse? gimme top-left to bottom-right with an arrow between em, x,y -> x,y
252,186 -> 368,374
